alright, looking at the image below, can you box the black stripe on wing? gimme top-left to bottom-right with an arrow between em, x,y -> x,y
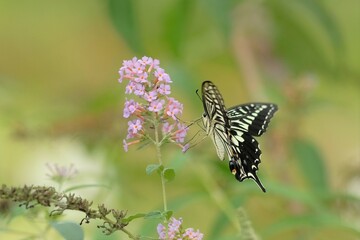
229,133 -> 266,192
227,103 -> 278,137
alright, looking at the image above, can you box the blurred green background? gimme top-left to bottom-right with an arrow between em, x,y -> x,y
0,0 -> 359,239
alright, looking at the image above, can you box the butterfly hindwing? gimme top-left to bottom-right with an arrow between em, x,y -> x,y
229,133 -> 266,192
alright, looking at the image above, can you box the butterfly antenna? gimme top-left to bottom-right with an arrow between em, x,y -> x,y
195,89 -> 202,101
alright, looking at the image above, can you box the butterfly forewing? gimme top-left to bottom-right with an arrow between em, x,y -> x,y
201,81 -> 227,120
201,80 -> 278,192
201,81 -> 231,160
227,103 -> 278,136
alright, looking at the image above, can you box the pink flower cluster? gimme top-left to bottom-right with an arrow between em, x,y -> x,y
157,217 -> 203,240
118,57 -> 189,152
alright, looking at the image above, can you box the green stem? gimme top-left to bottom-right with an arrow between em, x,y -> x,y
154,122 -> 167,212
121,228 -> 140,240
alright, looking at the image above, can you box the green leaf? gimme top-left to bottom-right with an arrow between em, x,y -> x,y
122,213 -> 146,224
292,139 -> 329,193
51,221 -> 84,240
146,164 -> 163,175
107,0 -> 143,53
144,211 -> 163,219
123,211 -> 172,223
64,184 -> 109,193
162,210 -> 173,221
163,168 -> 175,182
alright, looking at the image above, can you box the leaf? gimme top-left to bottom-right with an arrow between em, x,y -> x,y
292,139 -> 329,193
163,168 -> 175,182
51,221 -> 84,240
64,184 -> 109,193
144,211 -> 163,219
123,211 -> 172,223
146,164 -> 163,175
122,213 -> 146,224
107,0 -> 144,53
162,210 -> 173,221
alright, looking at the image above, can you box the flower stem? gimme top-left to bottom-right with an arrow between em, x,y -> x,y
154,122 -> 167,212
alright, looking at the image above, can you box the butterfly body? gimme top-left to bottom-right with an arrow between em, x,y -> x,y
201,81 -> 278,192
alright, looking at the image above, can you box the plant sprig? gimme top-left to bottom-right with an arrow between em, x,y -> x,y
0,184 -> 138,239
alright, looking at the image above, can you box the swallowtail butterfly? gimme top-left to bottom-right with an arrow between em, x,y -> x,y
201,81 -> 278,192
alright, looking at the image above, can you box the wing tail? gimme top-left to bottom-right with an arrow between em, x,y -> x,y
229,158 -> 266,192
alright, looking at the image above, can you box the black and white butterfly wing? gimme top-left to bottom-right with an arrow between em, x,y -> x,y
227,103 -> 278,136
228,132 -> 265,192
201,81 -> 230,160
227,103 -> 277,192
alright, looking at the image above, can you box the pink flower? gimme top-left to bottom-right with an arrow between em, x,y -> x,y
148,99 -> 165,112
166,98 -> 183,120
126,131 -> 136,140
139,56 -> 153,66
157,217 -> 203,240
123,139 -> 129,152
121,57 -> 137,75
134,83 -> 145,96
46,163 -> 78,182
144,90 -> 158,102
123,99 -> 140,118
162,122 -> 175,134
131,62 -> 145,75
155,67 -> 172,83
125,81 -> 137,94
157,223 -> 167,239
182,143 -> 190,153
122,58 -> 136,69
118,56 -> 188,152
183,228 -> 204,240
174,123 -> 188,143
128,119 -> 143,135
168,217 -> 182,232
134,72 -> 148,83
118,68 -> 125,83
158,84 -> 171,95
148,58 -> 160,72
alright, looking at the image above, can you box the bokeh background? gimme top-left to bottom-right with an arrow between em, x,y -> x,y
0,0 -> 359,239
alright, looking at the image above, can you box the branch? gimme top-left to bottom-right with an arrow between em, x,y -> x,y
0,184 -> 138,239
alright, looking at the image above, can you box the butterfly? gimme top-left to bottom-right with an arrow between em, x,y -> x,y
201,80 -> 278,192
